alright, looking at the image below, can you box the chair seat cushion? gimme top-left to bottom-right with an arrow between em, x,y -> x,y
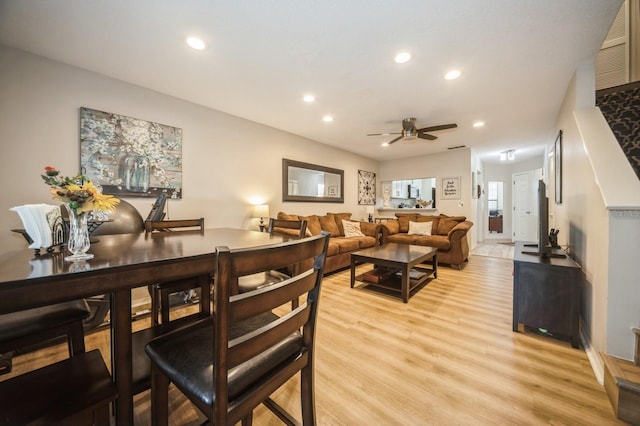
0,300 -> 90,342
145,313 -> 303,409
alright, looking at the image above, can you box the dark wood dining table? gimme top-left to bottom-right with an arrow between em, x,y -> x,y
0,227 -> 284,425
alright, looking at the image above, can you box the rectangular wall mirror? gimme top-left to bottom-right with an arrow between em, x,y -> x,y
282,159 -> 344,203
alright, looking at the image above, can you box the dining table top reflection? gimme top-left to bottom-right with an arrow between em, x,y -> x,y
0,227 -> 285,425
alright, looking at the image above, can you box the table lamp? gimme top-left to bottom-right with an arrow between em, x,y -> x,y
254,204 -> 270,229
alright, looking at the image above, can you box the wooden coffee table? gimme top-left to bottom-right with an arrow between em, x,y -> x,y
350,243 -> 437,303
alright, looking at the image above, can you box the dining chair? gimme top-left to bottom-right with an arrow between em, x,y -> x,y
145,232 -> 330,425
238,218 -> 308,308
144,218 -> 210,327
0,297 -> 90,377
0,349 -> 117,425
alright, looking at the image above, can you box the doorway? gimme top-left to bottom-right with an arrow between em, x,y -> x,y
512,170 -> 540,242
487,181 -> 504,234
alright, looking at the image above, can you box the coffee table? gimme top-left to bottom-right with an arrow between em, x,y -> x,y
350,243 -> 437,303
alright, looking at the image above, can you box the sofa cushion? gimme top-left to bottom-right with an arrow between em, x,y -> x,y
326,241 -> 340,256
331,212 -> 352,236
319,214 -> 340,236
299,215 -> 322,236
387,234 -> 451,250
415,215 -> 439,230
383,220 -> 400,234
342,220 -> 365,238
355,235 -> 377,249
396,214 -> 419,232
408,221 -> 432,236
331,237 -> 360,253
436,215 -> 466,235
277,212 -> 299,221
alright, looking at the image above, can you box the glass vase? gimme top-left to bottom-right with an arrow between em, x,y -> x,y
65,206 -> 94,262
121,153 -> 150,193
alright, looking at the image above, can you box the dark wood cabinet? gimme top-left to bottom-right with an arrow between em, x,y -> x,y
513,241 -> 582,348
488,215 -> 503,233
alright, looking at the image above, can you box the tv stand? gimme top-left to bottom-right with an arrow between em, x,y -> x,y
513,241 -> 581,348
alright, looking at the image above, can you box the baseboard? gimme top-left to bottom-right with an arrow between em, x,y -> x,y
581,317 -> 604,385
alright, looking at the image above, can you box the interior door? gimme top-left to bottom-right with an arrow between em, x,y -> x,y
512,171 -> 537,242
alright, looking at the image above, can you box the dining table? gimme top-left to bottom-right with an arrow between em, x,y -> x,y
0,227 -> 284,425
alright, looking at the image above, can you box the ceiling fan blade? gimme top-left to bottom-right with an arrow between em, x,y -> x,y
417,123 -> 458,133
417,133 -> 437,141
388,135 -> 404,145
367,132 -> 401,136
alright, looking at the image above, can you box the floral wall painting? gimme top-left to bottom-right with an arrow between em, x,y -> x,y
79,107 -> 183,199
358,170 -> 376,205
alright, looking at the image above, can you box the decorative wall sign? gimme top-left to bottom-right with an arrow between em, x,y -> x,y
441,177 -> 460,200
80,107 -> 183,199
358,170 -> 376,205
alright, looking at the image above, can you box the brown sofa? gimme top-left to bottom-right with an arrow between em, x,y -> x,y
275,212 -> 380,274
380,213 -> 473,268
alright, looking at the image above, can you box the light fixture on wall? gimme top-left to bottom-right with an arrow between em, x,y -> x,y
253,204 -> 270,230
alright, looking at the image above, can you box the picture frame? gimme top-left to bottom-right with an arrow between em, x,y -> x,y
441,177 -> 460,200
80,107 -> 183,199
358,170 -> 376,205
554,130 -> 562,205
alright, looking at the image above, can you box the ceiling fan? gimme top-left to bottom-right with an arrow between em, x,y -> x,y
368,117 -> 457,145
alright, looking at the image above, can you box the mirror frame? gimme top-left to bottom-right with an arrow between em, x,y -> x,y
282,158 -> 344,203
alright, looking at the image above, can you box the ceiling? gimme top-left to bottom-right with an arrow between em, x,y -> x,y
0,1 -> 621,163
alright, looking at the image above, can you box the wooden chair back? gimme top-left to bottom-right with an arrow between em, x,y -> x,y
213,232 -> 329,424
267,218 -> 308,238
144,218 -> 205,234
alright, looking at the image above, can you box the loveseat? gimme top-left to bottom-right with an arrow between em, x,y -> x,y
380,213 -> 473,268
275,212 -> 380,274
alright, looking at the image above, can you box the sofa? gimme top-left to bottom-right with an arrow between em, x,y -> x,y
380,213 -> 473,268
275,212 -> 380,274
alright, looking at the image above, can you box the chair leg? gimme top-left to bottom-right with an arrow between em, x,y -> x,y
241,413 -> 253,426
160,289 -> 171,325
300,363 -> 316,425
151,365 -> 170,426
68,321 -> 86,356
150,284 -> 160,326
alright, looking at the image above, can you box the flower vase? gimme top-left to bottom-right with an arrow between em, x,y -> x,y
65,206 -> 94,262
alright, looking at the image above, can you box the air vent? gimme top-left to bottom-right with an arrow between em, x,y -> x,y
447,145 -> 466,150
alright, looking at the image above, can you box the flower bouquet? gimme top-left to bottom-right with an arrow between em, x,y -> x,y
42,166 -> 120,261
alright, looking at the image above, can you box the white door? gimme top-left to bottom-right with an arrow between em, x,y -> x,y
512,171 -> 538,242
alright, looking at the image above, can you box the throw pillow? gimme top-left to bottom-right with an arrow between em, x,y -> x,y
318,214 -> 340,236
342,220 -> 365,238
436,216 -> 465,235
299,215 -> 322,235
408,221 -> 432,236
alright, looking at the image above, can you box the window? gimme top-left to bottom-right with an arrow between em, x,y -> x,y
487,181 -> 503,216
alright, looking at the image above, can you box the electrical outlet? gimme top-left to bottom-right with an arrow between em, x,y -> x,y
458,201 -> 464,207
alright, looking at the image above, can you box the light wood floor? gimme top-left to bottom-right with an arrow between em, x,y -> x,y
3,254 -> 624,425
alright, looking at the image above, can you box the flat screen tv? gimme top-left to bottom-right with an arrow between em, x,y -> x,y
522,179 -> 564,258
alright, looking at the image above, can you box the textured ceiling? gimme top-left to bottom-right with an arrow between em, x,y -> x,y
0,0 -> 622,163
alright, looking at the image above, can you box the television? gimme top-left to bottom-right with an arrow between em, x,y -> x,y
522,180 -> 565,258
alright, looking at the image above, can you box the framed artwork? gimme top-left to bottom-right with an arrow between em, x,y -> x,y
80,107 -> 183,199
554,130 -> 563,205
442,177 -> 460,200
358,170 -> 376,205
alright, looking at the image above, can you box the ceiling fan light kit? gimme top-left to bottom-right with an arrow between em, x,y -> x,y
368,117 -> 457,146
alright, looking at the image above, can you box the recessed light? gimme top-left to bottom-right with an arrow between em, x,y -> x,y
381,142 -> 390,147
473,121 -> 485,128
186,37 -> 206,50
322,115 -> 333,122
394,52 -> 412,64
303,95 -> 315,103
444,70 -> 461,80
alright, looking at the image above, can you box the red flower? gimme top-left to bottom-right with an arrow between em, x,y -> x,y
44,166 -> 59,177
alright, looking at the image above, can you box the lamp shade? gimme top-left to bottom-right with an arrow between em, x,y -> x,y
253,204 -> 269,218
365,206 -> 375,214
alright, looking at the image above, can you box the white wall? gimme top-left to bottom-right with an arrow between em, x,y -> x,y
378,148 -> 475,248
0,45 -> 379,255
554,60 -> 640,378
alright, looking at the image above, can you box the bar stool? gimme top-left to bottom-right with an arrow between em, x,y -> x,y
0,299 -> 90,376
